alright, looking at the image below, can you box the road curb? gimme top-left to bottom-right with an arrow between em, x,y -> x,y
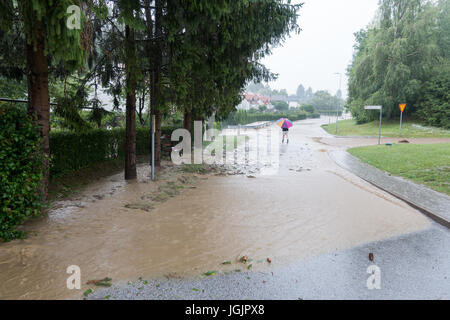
329,150 -> 450,229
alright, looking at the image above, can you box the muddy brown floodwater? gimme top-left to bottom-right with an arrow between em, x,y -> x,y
0,118 -> 432,299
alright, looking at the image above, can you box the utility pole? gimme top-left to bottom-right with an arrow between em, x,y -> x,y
151,114 -> 155,181
334,72 -> 342,135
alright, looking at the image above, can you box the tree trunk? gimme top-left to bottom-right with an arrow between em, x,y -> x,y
152,0 -> 163,168
154,111 -> 162,167
26,21 -> 50,201
125,25 -> 137,180
144,0 -> 154,166
183,109 -> 192,132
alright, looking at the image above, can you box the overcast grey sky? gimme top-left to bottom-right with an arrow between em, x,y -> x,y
262,0 -> 379,98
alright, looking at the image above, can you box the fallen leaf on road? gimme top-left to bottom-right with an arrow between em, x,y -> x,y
267,258 -> 272,264
240,256 -> 248,263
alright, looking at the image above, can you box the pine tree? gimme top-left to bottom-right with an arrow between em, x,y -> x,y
1,0 -> 87,200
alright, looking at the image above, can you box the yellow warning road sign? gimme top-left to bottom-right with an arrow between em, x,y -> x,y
399,104 -> 407,113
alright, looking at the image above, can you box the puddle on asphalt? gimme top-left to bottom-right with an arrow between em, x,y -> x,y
0,119 -> 431,299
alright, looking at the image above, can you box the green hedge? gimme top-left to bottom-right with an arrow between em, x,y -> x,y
0,104 -> 43,241
227,111 -> 316,126
50,126 -> 177,176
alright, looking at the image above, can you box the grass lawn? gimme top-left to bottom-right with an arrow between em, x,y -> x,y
348,143 -> 450,195
322,119 -> 450,138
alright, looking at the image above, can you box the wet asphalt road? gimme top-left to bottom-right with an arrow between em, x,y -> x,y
89,222 -> 449,300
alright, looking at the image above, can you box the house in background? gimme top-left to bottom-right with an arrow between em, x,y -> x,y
236,92 -> 274,111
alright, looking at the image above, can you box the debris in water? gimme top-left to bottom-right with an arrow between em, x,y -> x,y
83,288 -> 94,297
87,277 -> 112,287
124,203 -> 153,212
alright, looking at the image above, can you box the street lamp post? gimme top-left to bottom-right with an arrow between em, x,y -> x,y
334,72 -> 342,135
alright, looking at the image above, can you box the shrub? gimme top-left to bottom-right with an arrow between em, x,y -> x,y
0,104 -> 43,241
417,65 -> 450,129
301,104 -> 315,114
49,126 -> 178,176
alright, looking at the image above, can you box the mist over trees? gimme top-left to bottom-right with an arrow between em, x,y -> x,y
296,84 -> 314,102
347,0 -> 450,128
246,82 -> 290,98
246,81 -> 343,113
310,90 -> 344,114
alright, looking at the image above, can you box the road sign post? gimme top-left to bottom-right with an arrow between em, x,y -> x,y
365,106 -> 383,145
399,104 -> 407,136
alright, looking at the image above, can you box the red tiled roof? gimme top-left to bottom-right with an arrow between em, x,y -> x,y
243,92 -> 271,105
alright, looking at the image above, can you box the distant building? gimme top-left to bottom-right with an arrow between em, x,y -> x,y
236,92 -> 274,111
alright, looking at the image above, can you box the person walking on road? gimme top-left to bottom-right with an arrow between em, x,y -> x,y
282,126 -> 289,144
277,118 -> 293,144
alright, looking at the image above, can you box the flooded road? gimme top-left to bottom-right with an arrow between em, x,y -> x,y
0,118 -> 431,299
